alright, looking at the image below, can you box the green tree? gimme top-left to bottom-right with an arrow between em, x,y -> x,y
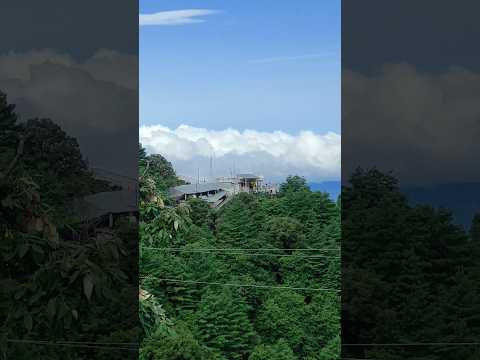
216,194 -> 265,248
138,147 -> 341,359
256,291 -> 306,353
279,175 -> 309,194
316,335 -> 340,360
342,168 -> 476,360
187,197 -> 211,227
140,322 -> 219,360
1,92 -> 138,359
0,92 -> 19,173
249,340 -> 296,360
194,288 -> 257,360
141,152 -> 183,192
261,216 -> 305,250
470,213 -> 480,241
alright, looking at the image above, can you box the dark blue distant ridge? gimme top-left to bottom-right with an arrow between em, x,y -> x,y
402,182 -> 480,230
309,180 -> 479,229
309,181 -> 341,201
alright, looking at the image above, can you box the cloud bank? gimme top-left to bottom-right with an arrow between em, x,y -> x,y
0,49 -> 137,90
140,125 -> 340,182
0,49 -> 138,177
343,63 -> 480,185
139,9 -> 220,26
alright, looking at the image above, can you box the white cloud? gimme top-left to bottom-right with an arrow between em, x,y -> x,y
0,49 -> 74,81
0,49 -> 137,90
249,53 -> 337,64
0,49 -> 138,177
343,63 -> 480,185
139,9 -> 220,26
140,124 -> 340,182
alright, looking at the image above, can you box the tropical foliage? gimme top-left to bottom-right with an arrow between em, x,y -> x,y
0,92 -> 139,359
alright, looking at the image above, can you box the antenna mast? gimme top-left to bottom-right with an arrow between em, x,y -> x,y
210,155 -> 213,180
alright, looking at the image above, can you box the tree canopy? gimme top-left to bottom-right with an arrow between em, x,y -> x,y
342,168 -> 480,360
0,92 -> 139,359
139,149 -> 340,359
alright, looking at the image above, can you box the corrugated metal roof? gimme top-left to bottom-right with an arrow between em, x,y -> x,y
170,182 -> 225,196
74,190 -> 137,221
205,190 -> 227,203
237,173 -> 261,179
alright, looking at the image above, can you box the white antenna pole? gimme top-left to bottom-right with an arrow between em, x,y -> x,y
210,154 -> 214,181
196,167 -> 199,192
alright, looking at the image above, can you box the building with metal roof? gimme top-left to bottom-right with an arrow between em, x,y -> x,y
236,174 -> 264,192
73,189 -> 137,226
169,182 -> 224,197
204,190 -> 228,208
169,173 -> 273,208
169,182 -> 228,208
236,173 -> 262,179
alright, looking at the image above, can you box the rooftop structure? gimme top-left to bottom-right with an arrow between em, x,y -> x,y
91,167 -> 138,192
169,182 -> 224,198
237,174 -> 264,193
73,167 -> 138,226
204,190 -> 228,208
236,173 -> 262,179
169,182 -> 228,208
73,189 -> 137,227
170,173 -> 276,208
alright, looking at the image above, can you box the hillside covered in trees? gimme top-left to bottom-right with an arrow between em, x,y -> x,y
139,145 -> 341,359
342,169 -> 480,360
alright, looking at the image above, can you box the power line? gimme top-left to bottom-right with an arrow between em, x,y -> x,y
141,247 -> 340,259
11,339 -> 480,353
144,292 -> 337,307
35,340 -> 139,346
6,339 -> 137,351
140,276 -> 340,292
344,342 -> 480,346
142,247 -> 340,252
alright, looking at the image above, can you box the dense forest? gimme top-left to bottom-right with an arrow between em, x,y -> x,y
0,92 -> 139,359
342,169 -> 480,360
138,145 -> 341,359
4,87 -> 480,359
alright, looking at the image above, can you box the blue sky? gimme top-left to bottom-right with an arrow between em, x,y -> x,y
139,1 -> 341,182
140,0 -> 340,133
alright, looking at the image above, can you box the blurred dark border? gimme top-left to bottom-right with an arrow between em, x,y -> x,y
0,1 -> 139,358
342,1 -> 480,359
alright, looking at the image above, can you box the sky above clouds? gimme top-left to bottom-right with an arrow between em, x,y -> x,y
0,0 -> 137,60
140,0 -> 341,182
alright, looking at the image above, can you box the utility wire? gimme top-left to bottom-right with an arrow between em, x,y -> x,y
140,276 -> 340,292
6,339 -> 137,351
10,338 -> 480,352
142,247 -> 340,252
141,247 -> 339,259
32,340 -> 139,346
342,342 -> 480,347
